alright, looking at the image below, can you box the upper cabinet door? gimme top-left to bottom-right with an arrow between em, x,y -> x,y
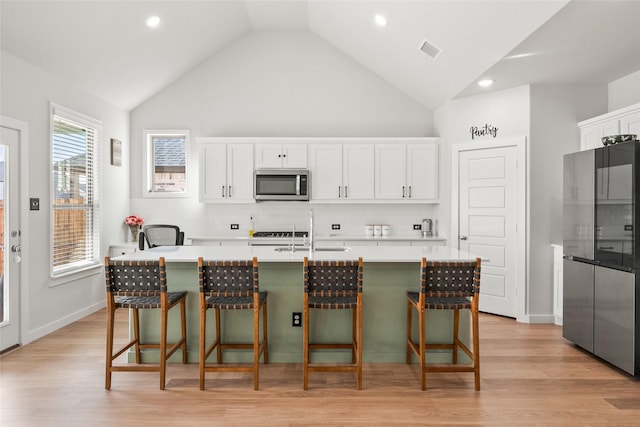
199,143 -> 228,202
308,143 -> 343,201
226,143 -> 254,201
343,144 -> 374,200
620,111 -> 640,136
255,143 -> 307,168
199,141 -> 254,203
375,144 -> 406,199
407,143 -> 438,200
282,144 -> 307,168
255,143 -> 283,169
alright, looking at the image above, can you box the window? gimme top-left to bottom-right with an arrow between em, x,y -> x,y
143,130 -> 190,197
50,104 -> 101,277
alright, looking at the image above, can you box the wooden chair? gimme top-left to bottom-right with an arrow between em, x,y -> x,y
198,257 -> 268,390
104,256 -> 187,390
303,257 -> 363,390
407,257 -> 482,390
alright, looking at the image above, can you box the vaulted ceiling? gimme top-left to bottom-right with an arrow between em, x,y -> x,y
2,1 -> 639,112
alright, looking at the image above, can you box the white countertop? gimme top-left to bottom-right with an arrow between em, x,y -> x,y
113,244 -> 479,263
189,234 -> 446,243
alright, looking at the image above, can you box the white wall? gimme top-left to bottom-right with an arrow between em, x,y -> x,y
436,84 -> 605,322
129,31 -> 437,240
529,84 -> 607,318
0,50 -> 130,344
608,70 -> 640,112
435,85 -> 531,248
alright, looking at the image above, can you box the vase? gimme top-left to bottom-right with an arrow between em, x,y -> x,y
129,225 -> 140,242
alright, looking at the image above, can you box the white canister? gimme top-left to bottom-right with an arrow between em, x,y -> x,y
373,225 -> 382,236
365,225 -> 374,236
382,225 -> 391,236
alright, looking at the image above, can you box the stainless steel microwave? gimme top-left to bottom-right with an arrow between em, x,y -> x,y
254,169 -> 310,201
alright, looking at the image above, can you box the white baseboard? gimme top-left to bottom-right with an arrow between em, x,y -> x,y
23,301 -> 106,345
527,314 -> 556,324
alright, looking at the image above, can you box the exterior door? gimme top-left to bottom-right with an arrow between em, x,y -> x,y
0,118 -> 22,352
458,145 -> 518,317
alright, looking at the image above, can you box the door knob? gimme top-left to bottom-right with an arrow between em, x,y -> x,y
11,244 -> 22,252
459,236 -> 468,241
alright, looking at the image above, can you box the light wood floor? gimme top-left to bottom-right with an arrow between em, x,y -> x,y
1,309 -> 639,426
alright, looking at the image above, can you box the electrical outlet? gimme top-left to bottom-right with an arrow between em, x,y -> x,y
331,224 -> 341,230
292,312 -> 302,327
413,224 -> 422,230
230,224 -> 239,230
625,225 -> 633,231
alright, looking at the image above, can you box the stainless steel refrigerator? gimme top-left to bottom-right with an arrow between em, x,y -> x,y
563,141 -> 639,376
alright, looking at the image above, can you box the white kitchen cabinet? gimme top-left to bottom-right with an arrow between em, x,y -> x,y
199,141 -> 254,203
109,243 -> 138,258
407,143 -> 438,200
620,110 -> 640,136
375,144 -> 405,199
375,140 -> 439,201
308,143 -> 374,202
255,143 -> 307,169
552,244 -> 563,325
579,102 -> 640,151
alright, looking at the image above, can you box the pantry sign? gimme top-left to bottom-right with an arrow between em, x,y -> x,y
470,123 -> 498,140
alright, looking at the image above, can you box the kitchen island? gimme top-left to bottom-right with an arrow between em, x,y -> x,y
113,245 -> 481,364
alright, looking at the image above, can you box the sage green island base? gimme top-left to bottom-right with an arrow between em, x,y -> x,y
130,261 -> 471,365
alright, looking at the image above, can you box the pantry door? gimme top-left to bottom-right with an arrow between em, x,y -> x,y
452,137 -> 526,320
0,116 -> 25,352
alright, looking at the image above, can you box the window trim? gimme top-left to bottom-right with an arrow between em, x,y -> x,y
143,130 -> 190,198
50,103 -> 102,278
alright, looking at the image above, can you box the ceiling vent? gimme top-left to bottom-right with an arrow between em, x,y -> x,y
419,39 -> 442,60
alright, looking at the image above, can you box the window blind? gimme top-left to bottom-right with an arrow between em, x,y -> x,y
51,113 -> 100,276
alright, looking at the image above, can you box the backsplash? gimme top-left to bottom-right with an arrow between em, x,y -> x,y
129,198 -> 443,243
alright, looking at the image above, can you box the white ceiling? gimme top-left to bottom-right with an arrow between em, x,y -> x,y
2,1 -> 638,112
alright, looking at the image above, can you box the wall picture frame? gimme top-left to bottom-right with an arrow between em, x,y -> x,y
110,138 -> 122,166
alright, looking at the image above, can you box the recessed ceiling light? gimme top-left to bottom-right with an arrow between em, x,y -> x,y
374,14 -> 387,27
146,16 -> 161,28
478,79 -> 494,88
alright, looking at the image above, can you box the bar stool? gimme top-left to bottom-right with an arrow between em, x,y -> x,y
198,257 -> 268,390
104,256 -> 187,390
406,257 -> 482,390
303,257 -> 363,390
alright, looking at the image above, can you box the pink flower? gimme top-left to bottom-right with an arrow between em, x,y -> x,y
124,215 -> 144,226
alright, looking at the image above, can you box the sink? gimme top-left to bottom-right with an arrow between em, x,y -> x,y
273,246 -> 351,253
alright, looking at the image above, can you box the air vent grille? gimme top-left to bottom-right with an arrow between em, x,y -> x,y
419,39 -> 441,60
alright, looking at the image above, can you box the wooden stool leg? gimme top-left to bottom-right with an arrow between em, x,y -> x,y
357,298 -> 363,391
419,307 -> 426,391
453,309 -> 460,364
303,299 -> 309,390
351,308 -> 357,364
253,305 -> 259,390
132,308 -> 141,364
160,304 -> 168,390
406,300 -> 413,364
262,301 -> 269,364
180,298 -> 187,364
105,305 -> 115,390
215,309 -> 222,363
473,308 -> 480,391
199,301 -> 207,390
